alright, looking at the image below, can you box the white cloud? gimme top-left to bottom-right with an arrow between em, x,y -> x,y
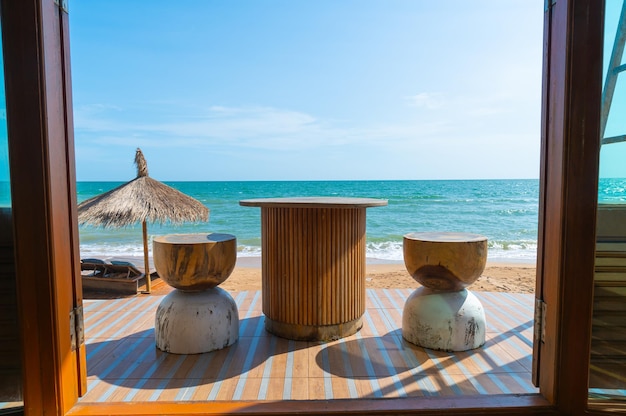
405,92 -> 445,109
72,96 -> 539,180
75,104 -> 437,151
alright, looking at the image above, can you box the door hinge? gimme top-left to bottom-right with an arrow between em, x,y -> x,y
534,299 -> 547,343
70,305 -> 84,351
53,0 -> 68,13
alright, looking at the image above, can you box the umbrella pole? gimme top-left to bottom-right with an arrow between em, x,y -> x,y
142,220 -> 152,293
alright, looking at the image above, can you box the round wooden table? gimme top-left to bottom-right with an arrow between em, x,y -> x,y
239,197 -> 387,341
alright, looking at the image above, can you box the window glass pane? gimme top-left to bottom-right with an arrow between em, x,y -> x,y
589,0 -> 626,408
0,17 -> 8,207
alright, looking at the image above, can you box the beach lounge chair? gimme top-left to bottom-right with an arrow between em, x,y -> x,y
81,258 -> 146,296
107,260 -> 143,279
80,258 -> 109,277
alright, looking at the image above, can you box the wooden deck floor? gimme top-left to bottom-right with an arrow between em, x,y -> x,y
77,289 -> 538,403
5,288 -> 624,411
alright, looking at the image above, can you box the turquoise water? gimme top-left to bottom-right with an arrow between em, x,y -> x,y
0,178 -> 621,263
77,179 -> 543,263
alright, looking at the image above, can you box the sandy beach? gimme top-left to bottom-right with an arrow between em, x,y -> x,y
82,255 -> 537,298
110,256 -> 536,296
215,259 -> 537,294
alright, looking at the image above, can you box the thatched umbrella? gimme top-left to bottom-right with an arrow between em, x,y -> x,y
77,148 -> 209,293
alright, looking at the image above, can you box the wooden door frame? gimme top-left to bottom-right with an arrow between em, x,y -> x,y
2,0 -> 85,414
533,0 -> 604,412
1,0 -> 608,414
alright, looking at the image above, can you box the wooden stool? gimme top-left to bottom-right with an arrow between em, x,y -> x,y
153,233 -> 239,354
402,232 -> 487,351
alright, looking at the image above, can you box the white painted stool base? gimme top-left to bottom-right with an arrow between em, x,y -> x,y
402,287 -> 486,352
155,288 -> 239,354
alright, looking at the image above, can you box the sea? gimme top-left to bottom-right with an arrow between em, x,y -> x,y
77,179 -> 544,264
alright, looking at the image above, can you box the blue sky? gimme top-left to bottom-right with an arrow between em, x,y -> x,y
69,1 -> 544,182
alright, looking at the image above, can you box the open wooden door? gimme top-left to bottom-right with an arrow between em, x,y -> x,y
1,0 -> 86,413
587,0 -> 626,411
532,0 -> 604,413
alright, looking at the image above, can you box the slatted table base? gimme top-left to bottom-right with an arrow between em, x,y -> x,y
240,197 -> 387,341
261,207 -> 366,340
